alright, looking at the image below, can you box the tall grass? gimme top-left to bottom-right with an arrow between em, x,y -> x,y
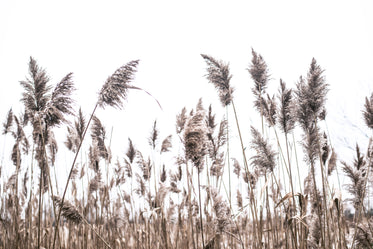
1,52 -> 373,249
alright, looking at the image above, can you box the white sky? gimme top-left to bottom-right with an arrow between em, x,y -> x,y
1,0 -> 373,180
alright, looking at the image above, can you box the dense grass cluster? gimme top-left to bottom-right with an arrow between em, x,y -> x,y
1,51 -> 373,249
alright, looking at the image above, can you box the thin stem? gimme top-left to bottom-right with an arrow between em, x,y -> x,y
197,171 -> 205,248
52,103 -> 98,249
231,100 -> 260,248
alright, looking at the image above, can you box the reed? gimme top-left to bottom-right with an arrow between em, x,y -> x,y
1,52 -> 373,249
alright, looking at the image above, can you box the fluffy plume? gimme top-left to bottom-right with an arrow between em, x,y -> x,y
137,152 -> 152,181
327,149 -> 337,176
243,170 -> 258,189
135,173 -> 146,196
98,60 -> 139,109
201,54 -> 234,106
89,170 -> 102,193
295,59 -> 328,130
232,158 -> 241,178
341,144 -> 367,210
210,152 -> 224,177
160,164 -> 167,182
48,130 -> 58,165
176,107 -> 187,134
363,93 -> 373,129
170,172 -> 181,193
91,115 -> 108,160
53,196 -> 82,224
184,101 -> 207,172
12,115 -> 29,154
148,120 -> 159,149
306,58 -> 328,115
250,126 -> 277,173
248,49 -> 270,114
321,132 -> 329,166
301,124 -> 320,166
206,105 -> 216,132
161,135 -> 172,153
20,57 -> 51,122
65,108 -> 86,153
44,72 -> 75,127
236,189 -> 243,209
211,188 -> 231,232
258,94 -> 277,126
89,144 -> 100,172
75,108 -> 86,141
278,79 -> 295,134
295,76 -> 313,130
126,138 -> 136,163
205,106 -> 227,177
124,158 -> 132,178
2,108 -> 13,135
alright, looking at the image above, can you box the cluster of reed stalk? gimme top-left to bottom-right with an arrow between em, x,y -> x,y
1,51 -> 373,249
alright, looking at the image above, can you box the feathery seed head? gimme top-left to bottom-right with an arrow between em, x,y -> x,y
44,72 -> 75,127
126,138 -> 136,164
295,59 -> 328,131
363,93 -> 373,129
2,108 -> 14,135
201,54 -> 234,106
278,79 -> 295,134
53,196 -> 82,224
250,126 -> 277,173
249,49 -> 270,117
184,101 -> 208,172
20,57 -> 51,119
211,188 -> 231,232
176,107 -> 188,134
98,60 -> 139,109
161,135 -> 172,153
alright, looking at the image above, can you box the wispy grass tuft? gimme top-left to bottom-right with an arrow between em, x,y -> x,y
201,54 -> 234,106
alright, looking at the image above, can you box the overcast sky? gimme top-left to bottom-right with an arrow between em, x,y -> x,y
1,0 -> 373,171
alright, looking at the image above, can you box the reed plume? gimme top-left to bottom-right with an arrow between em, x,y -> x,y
261,94 -> 277,126
211,188 -> 231,233
2,108 -> 13,135
278,79 -> 295,134
10,115 -> 30,165
250,126 -> 277,174
248,49 -> 270,115
44,72 -> 75,127
184,100 -> 207,172
149,120 -> 159,149
126,138 -> 136,164
206,105 -> 227,178
91,115 -> 109,160
98,60 -> 139,109
65,107 -> 86,153
295,59 -> 328,131
160,164 -> 167,182
161,135 -> 172,153
20,57 -> 51,123
327,149 -> 337,176
53,196 -> 82,224
341,144 -> 367,211
176,107 -> 188,134
232,158 -> 241,178
363,93 -> 373,129
201,54 -> 234,106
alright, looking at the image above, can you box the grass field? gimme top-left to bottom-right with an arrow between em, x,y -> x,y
1,50 -> 373,249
